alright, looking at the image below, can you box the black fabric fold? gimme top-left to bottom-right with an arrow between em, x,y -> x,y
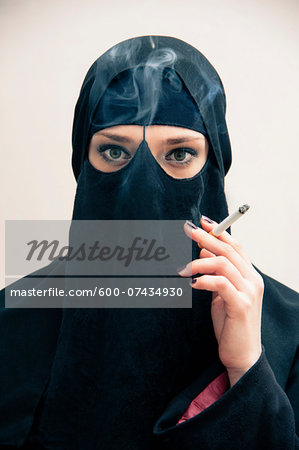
153,347 -> 299,450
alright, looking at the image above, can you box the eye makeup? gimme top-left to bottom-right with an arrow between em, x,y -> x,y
96,144 -> 132,164
165,147 -> 198,166
96,142 -> 200,167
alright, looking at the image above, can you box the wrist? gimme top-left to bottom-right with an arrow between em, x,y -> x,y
227,367 -> 250,387
226,349 -> 263,387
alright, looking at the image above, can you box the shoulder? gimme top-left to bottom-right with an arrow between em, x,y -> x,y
255,267 -> 299,385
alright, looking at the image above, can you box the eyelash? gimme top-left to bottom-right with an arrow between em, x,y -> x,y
96,144 -> 198,165
165,147 -> 198,165
97,145 -> 131,163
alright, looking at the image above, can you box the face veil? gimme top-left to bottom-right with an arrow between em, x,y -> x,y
23,36 -> 233,449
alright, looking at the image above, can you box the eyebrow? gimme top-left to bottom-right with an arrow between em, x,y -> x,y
163,136 -> 204,145
97,132 -> 134,143
97,131 -> 204,145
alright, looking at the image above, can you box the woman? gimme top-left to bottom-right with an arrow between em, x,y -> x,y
0,35 -> 298,449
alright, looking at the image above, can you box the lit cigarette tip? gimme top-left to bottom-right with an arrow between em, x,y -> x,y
239,204 -> 250,214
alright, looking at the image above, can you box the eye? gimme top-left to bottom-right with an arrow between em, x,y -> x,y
97,144 -> 131,163
165,148 -> 198,165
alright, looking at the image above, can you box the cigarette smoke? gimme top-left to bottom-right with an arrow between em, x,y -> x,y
92,38 -> 182,129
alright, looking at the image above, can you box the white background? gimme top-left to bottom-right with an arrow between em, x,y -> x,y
0,0 -> 298,291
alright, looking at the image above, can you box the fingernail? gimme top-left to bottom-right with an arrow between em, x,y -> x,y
177,264 -> 186,273
185,220 -> 198,230
201,215 -> 215,224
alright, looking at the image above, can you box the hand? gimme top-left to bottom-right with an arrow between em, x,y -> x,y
178,217 -> 264,386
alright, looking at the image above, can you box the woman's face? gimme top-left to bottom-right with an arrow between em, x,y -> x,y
88,125 -> 209,179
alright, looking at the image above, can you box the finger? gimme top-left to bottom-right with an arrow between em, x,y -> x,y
200,216 -> 251,264
191,275 -> 248,317
178,256 -> 249,292
199,218 -> 264,290
210,294 -> 226,342
200,248 -> 215,259
184,221 -> 254,281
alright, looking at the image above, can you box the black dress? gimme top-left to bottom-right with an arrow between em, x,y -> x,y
1,35 -> 298,449
0,264 -> 298,449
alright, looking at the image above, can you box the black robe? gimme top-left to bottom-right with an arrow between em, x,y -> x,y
1,36 -> 298,449
0,262 -> 298,449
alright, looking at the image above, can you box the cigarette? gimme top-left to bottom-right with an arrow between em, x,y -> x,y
210,204 -> 250,237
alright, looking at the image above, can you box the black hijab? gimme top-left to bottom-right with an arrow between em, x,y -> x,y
72,36 -> 231,180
